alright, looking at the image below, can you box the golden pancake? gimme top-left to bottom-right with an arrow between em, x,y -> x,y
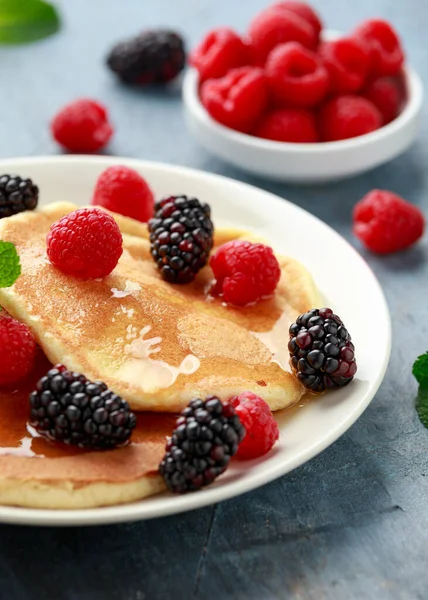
0,202 -> 322,414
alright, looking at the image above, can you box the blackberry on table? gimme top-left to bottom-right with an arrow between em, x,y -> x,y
107,30 -> 186,85
288,307 -> 357,392
30,365 -> 137,450
0,175 -> 38,219
159,396 -> 245,493
148,195 -> 214,284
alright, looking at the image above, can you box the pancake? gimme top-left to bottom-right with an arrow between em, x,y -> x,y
0,353 -> 172,509
0,201 -> 322,413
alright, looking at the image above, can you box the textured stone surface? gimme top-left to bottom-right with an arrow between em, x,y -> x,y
0,1 -> 427,598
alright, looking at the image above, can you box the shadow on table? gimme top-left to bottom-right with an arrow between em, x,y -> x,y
0,424 -> 399,600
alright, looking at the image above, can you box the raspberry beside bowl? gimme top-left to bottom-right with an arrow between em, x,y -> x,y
183,35 -> 423,184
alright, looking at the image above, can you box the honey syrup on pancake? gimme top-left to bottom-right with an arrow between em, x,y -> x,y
0,352 -> 176,459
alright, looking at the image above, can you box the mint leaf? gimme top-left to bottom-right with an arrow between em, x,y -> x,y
413,353 -> 428,389
416,387 -> 428,429
0,241 -> 21,287
0,0 -> 60,44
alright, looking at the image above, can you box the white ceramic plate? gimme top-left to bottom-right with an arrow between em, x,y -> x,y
0,156 -> 391,526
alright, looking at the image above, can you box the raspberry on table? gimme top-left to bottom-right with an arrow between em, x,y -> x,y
0,315 -> 36,386
30,365 -> 137,449
230,392 -> 279,460
288,308 -> 357,391
107,30 -> 185,85
159,396 -> 245,493
248,8 -> 317,64
319,37 -> 370,94
92,165 -> 154,223
148,195 -> 214,284
353,19 -> 404,78
353,189 -> 425,254
210,240 -> 281,306
189,28 -> 250,82
269,1 -> 323,37
51,99 -> 113,153
200,66 -> 268,133
362,77 -> 402,124
266,42 -> 329,108
0,174 -> 38,219
253,107 -> 318,143
46,207 -> 123,279
319,95 -> 382,142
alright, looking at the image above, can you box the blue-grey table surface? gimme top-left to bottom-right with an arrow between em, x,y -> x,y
0,0 -> 427,599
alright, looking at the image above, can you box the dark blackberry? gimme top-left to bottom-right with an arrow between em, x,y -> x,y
159,396 -> 245,493
106,30 -> 186,85
148,195 -> 214,284
29,365 -> 137,449
288,307 -> 357,392
0,174 -> 38,219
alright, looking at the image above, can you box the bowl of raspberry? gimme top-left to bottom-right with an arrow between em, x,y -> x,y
183,3 -> 423,183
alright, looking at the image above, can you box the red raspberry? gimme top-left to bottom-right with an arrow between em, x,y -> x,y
210,240 -> 281,306
51,99 -> 113,153
0,315 -> 36,386
248,8 -> 317,64
268,2 -> 323,37
92,165 -> 154,223
46,207 -> 123,279
189,28 -> 250,82
254,108 -> 318,142
319,37 -> 370,94
353,190 -> 424,254
200,67 -> 268,133
353,19 -> 404,78
266,42 -> 329,107
230,392 -> 279,460
319,95 -> 382,142
362,77 -> 402,124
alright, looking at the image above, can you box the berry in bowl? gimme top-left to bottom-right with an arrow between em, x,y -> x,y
183,3 -> 423,183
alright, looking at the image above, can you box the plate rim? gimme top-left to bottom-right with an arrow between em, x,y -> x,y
0,155 -> 392,526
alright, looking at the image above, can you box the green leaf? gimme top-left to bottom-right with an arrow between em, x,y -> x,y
0,241 -> 21,287
413,353 -> 428,389
0,0 -> 60,44
416,387 -> 428,429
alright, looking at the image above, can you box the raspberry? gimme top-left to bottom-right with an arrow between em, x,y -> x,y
248,8 -> 317,64
210,240 -> 281,306
268,2 -> 322,37
319,95 -> 382,142
319,37 -> 370,94
353,19 -> 404,78
253,108 -> 318,143
46,207 -> 123,279
189,28 -> 249,82
200,67 -> 268,133
362,77 -> 402,124
92,166 -> 154,223
353,190 -> 425,254
266,42 -> 329,107
51,99 -> 113,153
0,315 -> 36,386
230,392 -> 279,460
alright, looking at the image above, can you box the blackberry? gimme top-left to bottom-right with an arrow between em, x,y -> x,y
29,365 -> 137,449
0,174 -> 38,219
288,307 -> 357,392
148,195 -> 214,283
106,30 -> 186,85
159,396 -> 245,493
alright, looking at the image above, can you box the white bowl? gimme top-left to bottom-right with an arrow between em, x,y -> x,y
183,61 -> 423,184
